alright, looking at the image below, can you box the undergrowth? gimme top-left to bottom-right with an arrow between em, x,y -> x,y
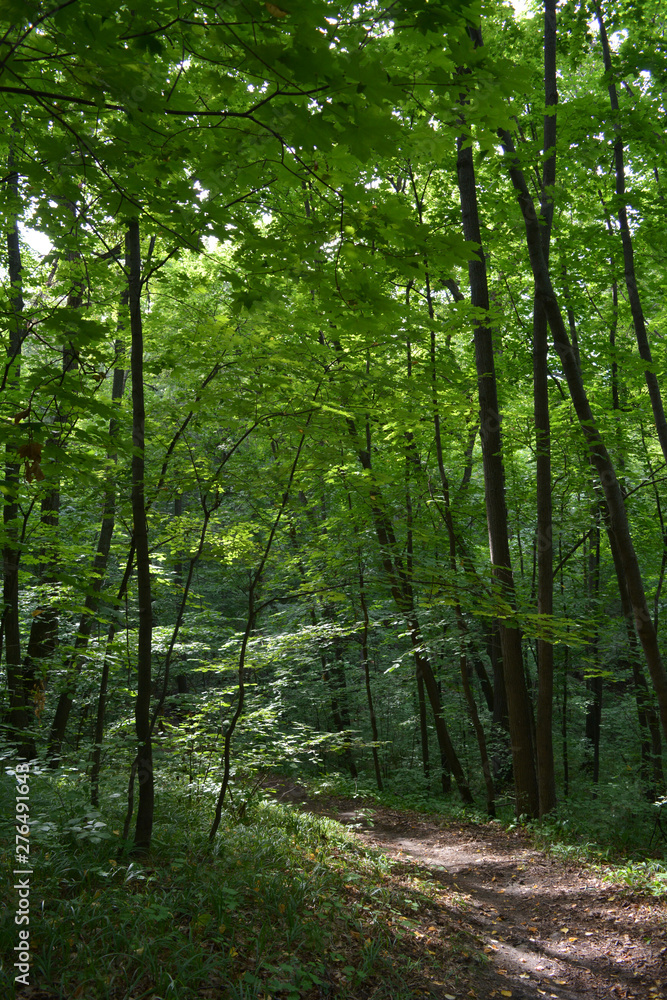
4,751 -> 667,1000
0,764 -> 481,1000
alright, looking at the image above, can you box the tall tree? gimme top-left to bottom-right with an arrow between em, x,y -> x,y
2,116 -> 31,757
456,35 -> 539,817
499,124 -> 667,747
533,0 -> 557,816
127,219 -> 154,854
594,1 -> 667,465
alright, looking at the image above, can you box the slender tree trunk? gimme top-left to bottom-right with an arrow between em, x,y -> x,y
605,505 -> 664,796
416,667 -> 430,780
22,488 -> 59,698
349,421 -> 471,802
322,639 -> 357,779
424,254 -> 494,805
286,488 -> 357,777
339,330 -> 468,798
562,643 -> 569,798
436,421 -> 496,814
484,623 -> 510,784
345,481 -> 384,791
404,325 -> 432,787
89,346 -> 127,806
640,422 -> 667,633
3,121 -> 31,758
90,544 -> 134,807
47,339 -> 127,761
533,0 -> 557,816
127,219 -> 154,854
459,643 -> 495,816
499,130 -> 667,747
556,533 -> 570,798
172,493 -> 189,696
27,227 -> 85,753
409,633 -> 467,799
357,559 -> 383,791
456,116 -> 539,817
584,511 -> 602,785
595,3 -> 667,465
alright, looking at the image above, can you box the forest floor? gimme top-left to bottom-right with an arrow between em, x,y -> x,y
268,779 -> 667,1000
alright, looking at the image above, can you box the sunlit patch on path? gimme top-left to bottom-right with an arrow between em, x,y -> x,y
270,783 -> 667,1000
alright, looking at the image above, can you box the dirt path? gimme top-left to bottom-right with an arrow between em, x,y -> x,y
270,782 -> 667,999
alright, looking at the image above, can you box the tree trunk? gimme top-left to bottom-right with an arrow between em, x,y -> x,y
562,642 -> 569,798
605,504 -> 665,797
350,420 -> 471,802
342,481 -> 384,789
595,3 -> 667,465
500,129 -> 667,747
127,219 -> 154,855
210,406 -> 315,841
584,512 -> 602,785
357,556 -> 383,791
534,0 -> 557,816
321,643 -> 358,779
89,347 -> 127,807
47,337 -> 127,761
456,122 -> 539,818
416,667 -> 430,780
26,227 -> 85,754
435,425 -> 496,814
3,121 -> 31,758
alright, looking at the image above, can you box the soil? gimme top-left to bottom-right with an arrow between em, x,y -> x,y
267,780 -> 667,1000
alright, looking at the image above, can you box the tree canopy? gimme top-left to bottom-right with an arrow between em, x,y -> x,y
2,0 -> 667,854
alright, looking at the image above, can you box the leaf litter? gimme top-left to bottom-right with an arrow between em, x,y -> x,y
267,780 -> 667,1000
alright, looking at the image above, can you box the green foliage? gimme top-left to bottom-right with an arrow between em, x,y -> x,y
526,784 -> 666,863
2,0 -> 667,905
0,762 -> 477,1000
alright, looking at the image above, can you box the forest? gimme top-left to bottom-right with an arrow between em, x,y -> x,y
2,0 -> 667,997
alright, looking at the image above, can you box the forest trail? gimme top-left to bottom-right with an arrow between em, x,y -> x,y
269,781 -> 667,1000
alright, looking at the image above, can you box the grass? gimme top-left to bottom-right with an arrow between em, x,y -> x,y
0,765 -> 483,1000
5,746 -> 667,999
